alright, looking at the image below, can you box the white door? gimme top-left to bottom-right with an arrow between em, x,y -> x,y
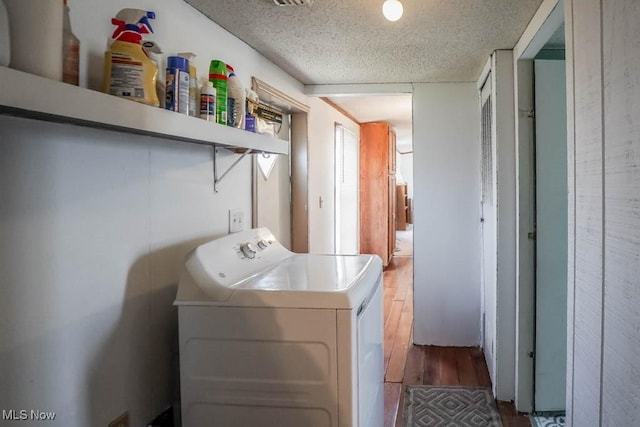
534,58 -> 567,412
480,76 -> 497,386
335,124 -> 359,254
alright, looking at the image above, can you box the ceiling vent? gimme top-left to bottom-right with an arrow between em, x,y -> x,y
272,0 -> 313,6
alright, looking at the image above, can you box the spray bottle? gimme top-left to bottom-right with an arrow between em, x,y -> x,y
103,9 -> 159,107
226,64 -> 245,129
165,56 -> 190,114
178,52 -> 198,117
209,60 -> 227,125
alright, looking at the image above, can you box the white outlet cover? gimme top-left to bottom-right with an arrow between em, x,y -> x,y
229,209 -> 244,233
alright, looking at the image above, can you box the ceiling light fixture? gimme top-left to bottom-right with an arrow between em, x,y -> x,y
382,0 -> 403,22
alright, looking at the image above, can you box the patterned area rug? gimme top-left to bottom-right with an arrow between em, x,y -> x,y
403,385 -> 503,426
530,414 -> 566,427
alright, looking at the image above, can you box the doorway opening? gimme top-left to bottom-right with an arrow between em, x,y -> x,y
324,93 -> 415,410
321,94 -> 414,265
513,1 -> 567,415
394,146 -> 414,259
250,78 -> 310,252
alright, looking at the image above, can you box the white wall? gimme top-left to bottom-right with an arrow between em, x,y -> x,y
0,0 -> 357,425
0,117 -> 239,426
412,83 -> 482,346
565,0 -> 640,425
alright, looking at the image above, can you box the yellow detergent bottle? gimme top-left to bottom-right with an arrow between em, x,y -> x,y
103,9 -> 159,107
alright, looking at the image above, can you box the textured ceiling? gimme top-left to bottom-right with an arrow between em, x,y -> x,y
329,95 -> 413,151
185,0 -> 543,84
186,0 -> 544,156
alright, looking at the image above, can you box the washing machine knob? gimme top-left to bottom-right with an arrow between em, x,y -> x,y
257,240 -> 268,249
240,243 -> 257,259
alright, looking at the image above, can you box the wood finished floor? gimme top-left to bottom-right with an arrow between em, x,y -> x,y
383,255 -> 531,427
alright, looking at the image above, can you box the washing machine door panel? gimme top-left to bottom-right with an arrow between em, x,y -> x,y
357,277 -> 384,427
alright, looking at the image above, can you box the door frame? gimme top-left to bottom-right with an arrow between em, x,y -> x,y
251,78 -> 310,252
512,0 -> 565,412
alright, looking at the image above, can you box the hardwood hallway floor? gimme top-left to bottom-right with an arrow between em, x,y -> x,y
382,255 -> 531,427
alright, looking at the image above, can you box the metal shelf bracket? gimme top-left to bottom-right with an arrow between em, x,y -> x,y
213,146 -> 253,193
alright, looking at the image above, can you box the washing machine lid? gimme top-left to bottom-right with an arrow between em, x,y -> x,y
175,228 -> 382,309
232,254 -> 381,309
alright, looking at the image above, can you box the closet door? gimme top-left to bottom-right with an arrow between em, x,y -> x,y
360,123 -> 391,265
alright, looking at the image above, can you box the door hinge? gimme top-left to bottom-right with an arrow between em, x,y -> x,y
527,109 -> 535,119
528,231 -> 536,240
528,351 -> 534,359
480,217 -> 485,223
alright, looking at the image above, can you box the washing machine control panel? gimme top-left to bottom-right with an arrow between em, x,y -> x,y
182,228 -> 292,294
240,243 -> 258,259
237,237 -> 274,260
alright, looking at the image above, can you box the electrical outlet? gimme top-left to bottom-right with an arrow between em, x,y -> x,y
229,208 -> 244,233
108,412 -> 129,427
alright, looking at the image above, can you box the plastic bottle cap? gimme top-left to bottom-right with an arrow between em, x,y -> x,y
167,56 -> 189,73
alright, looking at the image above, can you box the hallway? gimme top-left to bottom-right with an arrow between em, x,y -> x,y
382,255 -> 531,426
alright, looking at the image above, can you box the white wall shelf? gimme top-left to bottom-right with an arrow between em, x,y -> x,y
0,66 -> 289,155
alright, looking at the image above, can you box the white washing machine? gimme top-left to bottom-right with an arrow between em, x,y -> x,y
174,228 -> 384,427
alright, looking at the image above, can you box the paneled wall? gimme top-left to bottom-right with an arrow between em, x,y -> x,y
566,0 -> 640,425
412,83 -> 482,346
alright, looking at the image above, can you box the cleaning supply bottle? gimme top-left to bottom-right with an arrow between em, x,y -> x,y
103,9 -> 159,107
178,52 -> 197,117
165,56 -> 190,115
245,89 -> 259,133
62,0 -> 79,85
4,0 -> 63,80
142,40 -> 165,108
199,81 -> 216,122
226,64 -> 245,129
209,60 -> 227,125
